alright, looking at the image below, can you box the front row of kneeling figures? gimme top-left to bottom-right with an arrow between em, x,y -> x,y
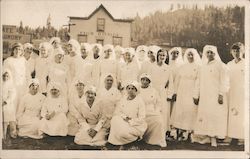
6,72 -> 167,148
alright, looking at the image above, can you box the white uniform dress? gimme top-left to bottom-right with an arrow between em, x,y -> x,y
74,100 -> 108,146
194,60 -> 229,138
67,86 -> 85,136
140,85 -> 166,147
64,55 -> 81,84
2,70 -> 17,122
108,96 -> 147,145
17,93 -> 45,139
48,63 -> 69,96
40,95 -> 69,136
98,59 -> 118,88
170,62 -> 200,131
35,57 -> 50,93
148,64 -> 174,132
74,57 -> 94,86
4,56 -> 29,103
118,60 -> 140,88
227,59 -> 245,139
96,86 -> 122,129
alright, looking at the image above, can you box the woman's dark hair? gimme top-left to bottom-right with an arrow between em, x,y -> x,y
11,43 -> 22,56
156,49 -> 169,64
165,50 -> 169,65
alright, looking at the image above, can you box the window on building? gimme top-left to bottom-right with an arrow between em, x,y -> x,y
96,39 -> 104,46
78,34 -> 87,43
97,18 -> 105,32
113,36 -> 122,46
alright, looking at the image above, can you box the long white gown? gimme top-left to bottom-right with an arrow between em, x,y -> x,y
96,86 -> 122,129
118,60 -> 140,88
227,59 -> 245,139
64,55 -> 81,85
98,59 -> 118,88
40,96 -> 69,136
74,57 -> 94,86
48,63 -> 69,97
4,56 -> 29,104
170,63 -> 200,131
67,89 -> 85,136
35,57 -> 50,93
108,96 -> 147,145
74,100 -> 108,146
194,60 -> 229,138
140,86 -> 167,147
25,57 -> 35,78
148,63 -> 174,132
17,93 -> 45,139
2,73 -> 17,122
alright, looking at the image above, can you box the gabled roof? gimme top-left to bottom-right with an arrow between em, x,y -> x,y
68,4 -> 133,23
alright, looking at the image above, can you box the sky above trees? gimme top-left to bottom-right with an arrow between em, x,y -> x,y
1,0 -> 245,29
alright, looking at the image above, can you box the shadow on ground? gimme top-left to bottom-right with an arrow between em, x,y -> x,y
2,136 -> 244,151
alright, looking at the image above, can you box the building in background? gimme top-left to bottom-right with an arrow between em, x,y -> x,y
2,25 -> 31,60
68,4 -> 133,47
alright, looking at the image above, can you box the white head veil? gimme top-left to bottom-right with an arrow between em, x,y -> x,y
169,47 -> 184,65
68,39 -> 81,56
135,45 -> 149,62
23,43 -> 33,50
39,42 -> 53,58
125,80 -> 141,95
2,68 -> 13,84
92,43 -> 103,60
49,37 -> 61,45
140,73 -> 152,88
202,45 -> 221,64
184,48 -> 202,65
47,82 -> 63,98
102,44 -> 115,60
80,43 -> 94,61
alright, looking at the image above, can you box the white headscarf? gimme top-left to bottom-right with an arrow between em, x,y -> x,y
49,37 -> 61,45
140,73 -> 152,87
183,48 -> 202,65
136,45 -> 149,62
23,43 -> 33,50
84,85 -> 97,95
102,44 -> 115,60
202,45 -> 221,64
28,78 -> 40,87
47,82 -> 63,98
2,68 -> 13,85
101,72 -> 117,89
68,39 -> 81,56
68,77 -> 85,97
92,43 -> 103,60
114,45 -> 125,63
39,42 -> 53,58
169,47 -> 184,65
125,80 -> 140,94
80,43 -> 93,61
114,45 -> 125,55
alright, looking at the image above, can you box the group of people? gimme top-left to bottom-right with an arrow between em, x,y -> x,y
2,37 -> 245,149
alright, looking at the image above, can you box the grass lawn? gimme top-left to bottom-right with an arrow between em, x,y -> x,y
2,135 -> 244,151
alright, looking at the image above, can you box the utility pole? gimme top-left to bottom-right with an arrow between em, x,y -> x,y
63,22 -> 76,33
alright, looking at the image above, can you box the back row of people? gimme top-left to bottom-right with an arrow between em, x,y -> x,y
2,37 -> 245,148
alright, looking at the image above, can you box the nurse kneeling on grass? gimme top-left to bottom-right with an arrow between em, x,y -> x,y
74,86 -> 108,146
108,81 -> 147,150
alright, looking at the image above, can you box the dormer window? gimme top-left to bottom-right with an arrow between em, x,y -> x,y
97,18 -> 105,32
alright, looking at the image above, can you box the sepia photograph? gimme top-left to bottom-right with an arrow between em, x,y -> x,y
0,0 -> 249,158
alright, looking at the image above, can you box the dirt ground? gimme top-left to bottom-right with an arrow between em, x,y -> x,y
2,135 -> 244,151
